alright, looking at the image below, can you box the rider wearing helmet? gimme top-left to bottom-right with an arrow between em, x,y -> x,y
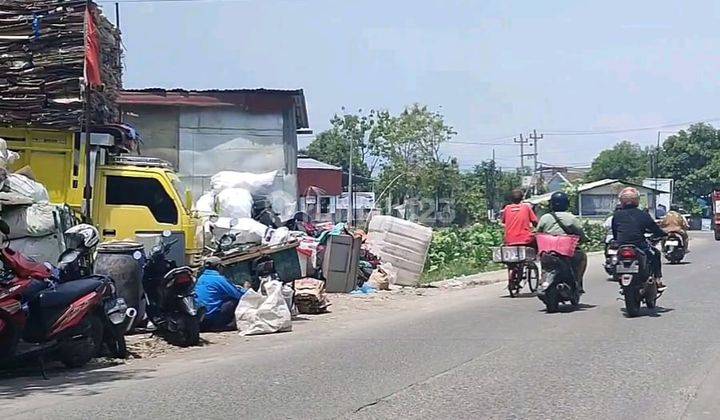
612,187 -> 667,290
659,204 -> 690,251
536,191 -> 587,293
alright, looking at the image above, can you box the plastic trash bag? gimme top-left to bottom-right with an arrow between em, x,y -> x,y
194,192 -> 216,215
4,174 -> 49,204
212,217 -> 269,245
215,188 -> 253,219
1,203 -> 56,239
263,226 -> 290,246
210,170 -> 278,194
235,280 -> 292,336
0,138 -> 19,170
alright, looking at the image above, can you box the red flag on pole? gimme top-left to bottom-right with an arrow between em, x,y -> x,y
84,6 -> 102,88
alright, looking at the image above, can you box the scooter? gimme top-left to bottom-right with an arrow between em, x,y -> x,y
536,234 -> 581,313
614,239 -> 662,317
537,252 -> 581,313
0,222 -> 132,371
604,234 -> 619,276
142,231 -> 202,347
662,232 -> 686,264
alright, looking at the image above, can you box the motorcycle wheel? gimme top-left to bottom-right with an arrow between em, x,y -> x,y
0,311 -> 18,360
623,287 -> 641,318
103,324 -> 128,359
569,287 -> 580,308
544,289 -> 559,313
527,264 -> 539,293
645,282 -> 658,309
169,314 -> 200,347
58,314 -> 102,368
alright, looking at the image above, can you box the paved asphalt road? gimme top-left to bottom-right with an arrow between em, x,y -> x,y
3,232 -> 720,419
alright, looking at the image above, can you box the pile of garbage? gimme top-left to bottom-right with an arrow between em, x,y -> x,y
0,1 -> 122,128
0,140 -> 67,262
196,170 -> 295,249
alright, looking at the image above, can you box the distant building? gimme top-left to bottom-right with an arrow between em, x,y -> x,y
118,89 -> 309,209
526,178 -> 663,219
297,158 -> 342,222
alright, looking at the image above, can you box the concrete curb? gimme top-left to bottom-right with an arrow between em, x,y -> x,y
425,250 -> 605,289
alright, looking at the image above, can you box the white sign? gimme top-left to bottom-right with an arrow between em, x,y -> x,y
337,192 -> 376,210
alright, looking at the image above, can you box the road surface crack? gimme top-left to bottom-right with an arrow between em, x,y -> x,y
353,346 -> 504,414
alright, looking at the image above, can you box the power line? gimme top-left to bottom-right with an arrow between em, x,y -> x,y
542,117 -> 720,136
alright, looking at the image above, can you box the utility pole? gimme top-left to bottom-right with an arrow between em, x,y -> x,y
514,134 -> 529,171
347,134 -> 353,226
528,129 -> 544,194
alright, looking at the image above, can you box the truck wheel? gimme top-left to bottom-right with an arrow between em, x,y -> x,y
715,229 -> 720,241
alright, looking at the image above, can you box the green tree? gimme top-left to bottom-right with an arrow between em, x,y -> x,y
586,141 -> 650,182
659,123 -> 720,208
374,104 -> 458,222
306,109 -> 379,178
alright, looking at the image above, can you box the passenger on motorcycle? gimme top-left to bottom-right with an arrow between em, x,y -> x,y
611,187 -> 668,291
659,205 -> 689,251
501,189 -> 538,246
536,191 -> 587,293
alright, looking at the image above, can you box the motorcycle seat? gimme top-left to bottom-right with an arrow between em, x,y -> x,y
35,278 -> 104,308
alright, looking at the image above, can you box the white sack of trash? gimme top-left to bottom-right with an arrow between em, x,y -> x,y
1,203 -> 57,239
210,170 -> 277,194
235,280 -> 292,336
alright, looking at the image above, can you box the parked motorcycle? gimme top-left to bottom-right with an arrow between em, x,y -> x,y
0,222 -> 132,371
142,231 -> 202,347
662,232 -> 686,264
536,234 -> 581,313
604,234 -> 619,276
614,239 -> 661,317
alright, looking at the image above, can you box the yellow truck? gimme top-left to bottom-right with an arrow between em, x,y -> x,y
0,127 -> 202,265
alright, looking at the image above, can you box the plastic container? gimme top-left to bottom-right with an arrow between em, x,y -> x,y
94,241 -> 146,328
535,234 -> 579,257
492,246 -> 537,263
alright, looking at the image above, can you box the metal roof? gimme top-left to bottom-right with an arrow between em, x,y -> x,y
118,88 -> 309,129
297,158 -> 341,171
578,178 -> 664,193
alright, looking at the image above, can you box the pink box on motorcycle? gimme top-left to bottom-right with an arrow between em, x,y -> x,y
536,234 -> 580,258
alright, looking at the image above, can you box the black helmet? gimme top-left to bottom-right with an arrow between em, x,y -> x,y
550,191 -> 570,212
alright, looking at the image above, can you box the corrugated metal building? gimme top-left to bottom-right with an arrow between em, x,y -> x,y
118,89 -> 309,211
297,158 -> 343,222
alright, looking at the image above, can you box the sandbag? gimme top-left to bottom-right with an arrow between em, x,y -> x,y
235,280 -> 292,336
215,188 -> 253,219
1,203 -> 57,239
211,170 -> 277,194
4,174 -> 49,204
194,192 -> 216,215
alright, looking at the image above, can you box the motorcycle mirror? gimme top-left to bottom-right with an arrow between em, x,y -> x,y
162,230 -> 172,238
132,250 -> 143,260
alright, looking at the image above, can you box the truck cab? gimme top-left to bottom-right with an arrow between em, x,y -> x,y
0,127 -> 202,265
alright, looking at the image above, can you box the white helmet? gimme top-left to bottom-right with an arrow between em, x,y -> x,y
65,224 -> 100,249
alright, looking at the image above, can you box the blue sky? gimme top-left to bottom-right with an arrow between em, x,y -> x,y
104,0 -> 720,170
